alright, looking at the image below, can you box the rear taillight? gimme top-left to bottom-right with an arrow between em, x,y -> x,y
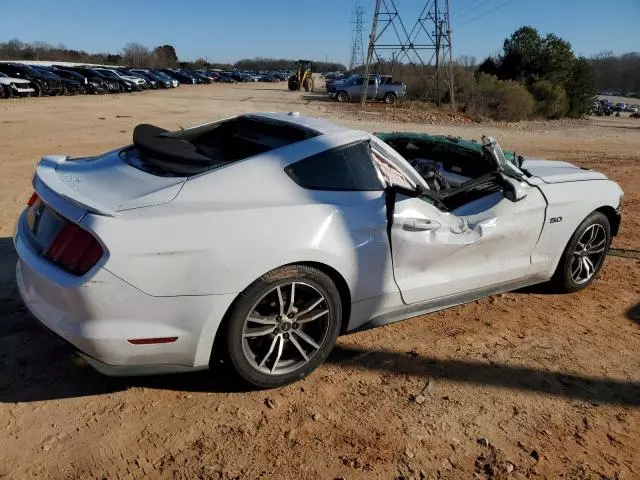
44,223 -> 103,275
27,192 -> 39,206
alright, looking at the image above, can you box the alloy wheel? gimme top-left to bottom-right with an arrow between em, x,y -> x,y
570,223 -> 607,284
241,282 -> 330,375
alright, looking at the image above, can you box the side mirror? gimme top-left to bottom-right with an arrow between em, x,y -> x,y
501,174 -> 528,202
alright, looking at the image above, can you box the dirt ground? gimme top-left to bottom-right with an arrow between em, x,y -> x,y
0,83 -> 639,480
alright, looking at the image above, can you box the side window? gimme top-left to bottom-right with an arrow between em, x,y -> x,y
285,142 -> 383,191
352,77 -> 364,86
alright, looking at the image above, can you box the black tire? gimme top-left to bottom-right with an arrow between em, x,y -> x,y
336,91 -> 348,102
288,77 -> 299,91
550,211 -> 611,293
32,82 -> 43,97
224,264 -> 342,388
384,92 -> 397,104
1,85 -> 11,99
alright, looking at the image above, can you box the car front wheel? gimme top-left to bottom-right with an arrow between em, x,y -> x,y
551,211 -> 611,292
225,265 -> 342,388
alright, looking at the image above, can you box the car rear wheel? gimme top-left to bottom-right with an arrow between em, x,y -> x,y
225,265 -> 342,388
551,211 -> 610,292
384,93 -> 397,104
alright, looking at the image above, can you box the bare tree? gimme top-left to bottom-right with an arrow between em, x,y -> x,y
122,42 -> 152,67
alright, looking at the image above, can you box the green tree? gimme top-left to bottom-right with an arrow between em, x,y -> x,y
478,26 -> 596,118
539,34 -> 574,85
565,57 -> 596,117
500,26 -> 543,82
153,45 -> 178,68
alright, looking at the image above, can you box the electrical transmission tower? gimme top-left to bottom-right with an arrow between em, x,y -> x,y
362,0 -> 455,110
350,1 -> 366,70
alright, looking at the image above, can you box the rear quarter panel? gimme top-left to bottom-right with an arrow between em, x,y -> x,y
85,133 -> 397,302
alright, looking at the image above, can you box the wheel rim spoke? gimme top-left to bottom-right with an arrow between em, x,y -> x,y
571,257 -> 583,278
276,286 -> 285,317
270,336 -> 284,374
289,335 -> 309,361
587,225 -> 597,245
297,297 -> 324,316
293,329 -> 321,350
584,257 -> 594,277
243,326 -> 276,338
297,309 -> 329,324
247,315 -> 277,326
258,336 -> 279,368
587,239 -> 606,254
287,283 -> 296,314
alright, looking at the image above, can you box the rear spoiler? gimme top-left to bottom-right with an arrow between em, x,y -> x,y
34,155 -> 116,219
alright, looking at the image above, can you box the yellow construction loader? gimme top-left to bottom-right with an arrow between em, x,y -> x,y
287,60 -> 314,92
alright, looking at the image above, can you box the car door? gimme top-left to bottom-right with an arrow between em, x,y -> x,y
389,183 -> 546,304
347,77 -> 365,99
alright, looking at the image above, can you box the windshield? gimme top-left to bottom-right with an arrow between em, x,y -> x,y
97,70 -> 118,78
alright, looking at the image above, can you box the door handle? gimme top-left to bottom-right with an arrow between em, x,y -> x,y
403,218 -> 441,231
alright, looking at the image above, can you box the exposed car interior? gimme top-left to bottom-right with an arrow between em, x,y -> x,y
374,133 -> 520,212
125,116 -> 320,175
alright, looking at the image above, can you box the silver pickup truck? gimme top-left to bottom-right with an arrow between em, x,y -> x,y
326,74 -> 407,104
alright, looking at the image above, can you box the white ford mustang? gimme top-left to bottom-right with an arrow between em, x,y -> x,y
15,112 -> 623,387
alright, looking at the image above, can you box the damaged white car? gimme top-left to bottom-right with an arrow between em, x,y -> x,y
15,113 -> 623,387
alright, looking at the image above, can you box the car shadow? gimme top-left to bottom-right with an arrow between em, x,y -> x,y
2,234 -> 640,405
326,345 -> 640,407
300,94 -> 333,103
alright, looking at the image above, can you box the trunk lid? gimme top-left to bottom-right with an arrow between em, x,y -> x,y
35,150 -> 186,215
522,158 -> 607,183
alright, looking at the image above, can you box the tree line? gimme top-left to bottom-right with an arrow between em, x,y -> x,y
590,51 -> 640,94
0,39 -> 347,72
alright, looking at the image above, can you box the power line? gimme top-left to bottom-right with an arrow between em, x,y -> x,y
456,0 -> 516,27
451,0 -> 492,23
453,0 -> 487,17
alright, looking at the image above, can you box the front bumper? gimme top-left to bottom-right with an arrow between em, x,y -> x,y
15,219 -> 236,376
11,85 -> 35,96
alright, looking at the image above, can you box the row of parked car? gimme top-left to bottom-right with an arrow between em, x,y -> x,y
0,62 -> 293,98
591,98 -> 640,116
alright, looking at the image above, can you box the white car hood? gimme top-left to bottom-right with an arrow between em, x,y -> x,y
522,158 -> 607,183
35,149 -> 186,215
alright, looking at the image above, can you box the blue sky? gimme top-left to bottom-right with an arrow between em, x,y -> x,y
1,0 -> 638,66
